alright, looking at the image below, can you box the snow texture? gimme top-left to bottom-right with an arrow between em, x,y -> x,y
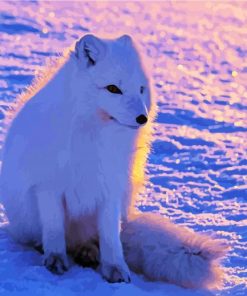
0,1 -> 246,296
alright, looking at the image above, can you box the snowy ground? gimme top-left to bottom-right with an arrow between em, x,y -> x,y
0,1 -> 246,295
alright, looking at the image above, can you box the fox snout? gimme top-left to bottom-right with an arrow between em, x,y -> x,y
136,114 -> 148,125
131,97 -> 149,126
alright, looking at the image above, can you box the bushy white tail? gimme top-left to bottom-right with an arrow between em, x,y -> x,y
121,213 -> 228,289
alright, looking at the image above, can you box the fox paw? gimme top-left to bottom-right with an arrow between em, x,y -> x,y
101,262 -> 131,283
44,252 -> 69,275
73,241 -> 100,269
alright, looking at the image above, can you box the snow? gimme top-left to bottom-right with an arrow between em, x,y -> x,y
0,1 -> 246,295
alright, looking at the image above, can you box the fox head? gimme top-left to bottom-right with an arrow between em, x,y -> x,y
74,34 -> 151,129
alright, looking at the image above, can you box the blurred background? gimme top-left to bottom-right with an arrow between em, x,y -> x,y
0,1 -> 246,295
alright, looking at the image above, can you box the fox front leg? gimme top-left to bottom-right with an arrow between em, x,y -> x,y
37,187 -> 69,274
97,200 -> 131,283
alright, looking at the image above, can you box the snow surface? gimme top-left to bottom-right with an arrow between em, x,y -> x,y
0,1 -> 246,295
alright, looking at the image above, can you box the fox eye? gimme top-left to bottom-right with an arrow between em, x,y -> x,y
106,85 -> 122,94
140,86 -> 145,94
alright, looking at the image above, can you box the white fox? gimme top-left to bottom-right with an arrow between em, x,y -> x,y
0,34 -> 227,288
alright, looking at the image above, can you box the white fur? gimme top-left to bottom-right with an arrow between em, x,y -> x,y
122,213 -> 228,289
0,34 -> 227,287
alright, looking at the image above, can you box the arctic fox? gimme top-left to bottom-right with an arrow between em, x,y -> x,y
0,34 -> 227,288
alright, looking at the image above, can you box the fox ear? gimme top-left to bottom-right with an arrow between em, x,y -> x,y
118,34 -> 132,46
75,34 -> 106,67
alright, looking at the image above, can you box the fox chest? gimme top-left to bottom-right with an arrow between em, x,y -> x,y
65,125 -> 134,217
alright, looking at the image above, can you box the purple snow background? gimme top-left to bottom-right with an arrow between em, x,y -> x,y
0,1 -> 246,296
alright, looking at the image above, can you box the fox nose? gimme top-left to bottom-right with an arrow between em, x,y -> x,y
136,114 -> 148,125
